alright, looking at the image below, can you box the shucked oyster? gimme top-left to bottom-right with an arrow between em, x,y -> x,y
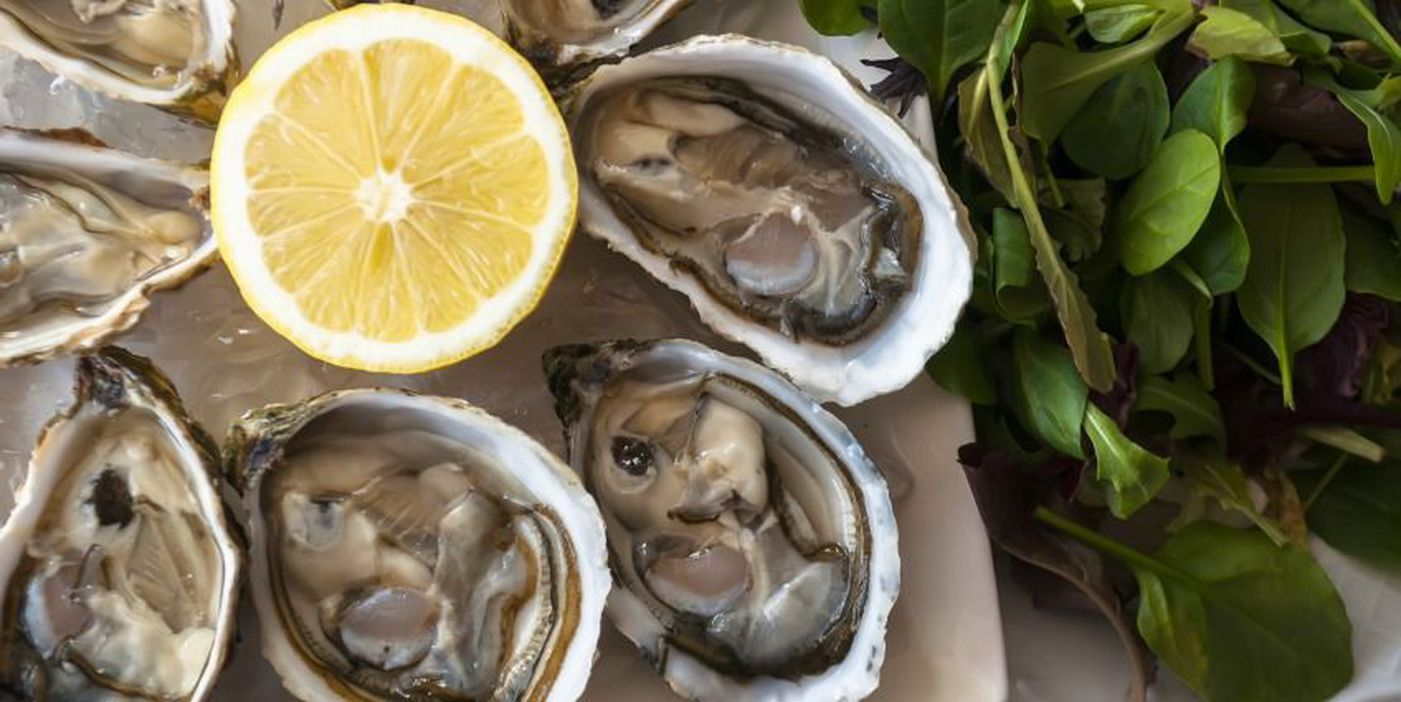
226,389 -> 609,702
568,36 -> 975,405
0,347 -> 241,700
500,0 -> 692,69
545,339 -> 900,701
0,0 -> 237,120
0,129 -> 215,367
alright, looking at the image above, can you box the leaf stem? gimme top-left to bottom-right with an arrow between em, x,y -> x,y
1033,506 -> 1194,583
1228,165 -> 1376,185
1223,343 -> 1283,385
1298,426 -> 1385,463
1303,453 -> 1349,512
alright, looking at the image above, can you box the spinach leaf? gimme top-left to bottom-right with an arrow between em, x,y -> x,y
1063,60 -> 1170,179
929,323 -> 998,404
1237,145 -> 1348,407
1136,374 -> 1226,441
1125,271 -> 1196,374
1021,7 -> 1195,143
1133,523 -> 1353,702
1114,130 -> 1222,275
1334,91 -> 1401,205
879,0 -> 1004,104
798,0 -> 872,35
1085,403 -> 1171,518
1296,462 -> 1401,572
993,208 -> 1051,320
1173,452 -> 1289,545
1220,0 -> 1333,56
1189,6 -> 1294,65
1171,56 -> 1256,152
1085,4 -> 1161,43
1343,208 -> 1401,301
1181,186 -> 1250,294
1276,0 -> 1401,65
1013,329 -> 1090,459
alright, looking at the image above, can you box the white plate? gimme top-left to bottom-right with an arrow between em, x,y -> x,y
0,1 -> 1007,700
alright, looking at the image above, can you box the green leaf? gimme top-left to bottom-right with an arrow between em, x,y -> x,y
1189,7 -> 1294,65
879,0 -> 1004,104
1134,523 -> 1354,702
958,71 -> 1016,201
1062,60 -> 1170,179
993,208 -> 1051,320
1124,271 -> 1196,374
1085,403 -> 1170,518
1021,7 -> 1196,143
1220,0 -> 1333,56
1296,463 -> 1401,573
1170,55 -> 1256,152
1114,130 -> 1222,275
1136,374 -> 1226,442
1012,329 -> 1089,459
1237,145 -> 1347,408
1043,178 -> 1110,261
798,0 -> 872,35
1334,91 -> 1401,205
1275,0 -> 1401,64
1173,452 -> 1288,545
1343,208 -> 1401,301
1085,4 -> 1162,43
928,323 -> 998,404
1180,185 -> 1250,294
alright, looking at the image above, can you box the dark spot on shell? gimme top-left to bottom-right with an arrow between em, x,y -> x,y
611,436 -> 654,476
89,468 -> 134,528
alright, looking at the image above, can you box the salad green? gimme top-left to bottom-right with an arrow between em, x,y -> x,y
802,0 -> 1401,700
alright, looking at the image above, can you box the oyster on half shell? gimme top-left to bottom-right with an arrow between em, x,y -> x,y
567,35 -> 975,406
226,388 -> 610,702
0,129 -> 216,368
545,339 -> 900,701
500,0 -> 692,69
0,0 -> 237,121
0,347 -> 241,701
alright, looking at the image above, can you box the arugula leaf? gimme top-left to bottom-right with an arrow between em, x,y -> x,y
1114,130 -> 1222,275
798,0 -> 872,35
1021,7 -> 1195,143
879,0 -> 1003,104
1170,56 -> 1256,153
928,323 -> 998,404
1085,4 -> 1161,44
1125,270 -> 1196,374
993,208 -> 1051,320
1220,0 -> 1333,56
1189,7 -> 1294,65
1174,452 -> 1289,545
958,71 -> 1017,201
1237,145 -> 1348,407
1180,186 -> 1250,294
1062,60 -> 1170,179
1085,403 -> 1171,518
1297,462 -> 1401,572
1136,374 -> 1227,442
1343,209 -> 1401,301
1012,329 -> 1090,459
1275,0 -> 1401,65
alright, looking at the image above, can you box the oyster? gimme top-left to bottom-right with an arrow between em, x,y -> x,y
567,36 -> 975,405
0,129 -> 215,367
0,0 -> 237,120
544,339 -> 900,701
226,388 -> 609,702
0,347 -> 241,701
500,0 -> 692,69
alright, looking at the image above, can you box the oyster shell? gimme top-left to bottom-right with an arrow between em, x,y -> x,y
501,0 -> 692,69
0,347 -> 241,701
544,339 -> 900,701
226,388 -> 610,702
0,0 -> 237,120
566,36 -> 975,406
0,129 -> 215,367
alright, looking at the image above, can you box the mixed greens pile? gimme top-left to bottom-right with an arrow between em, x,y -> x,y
800,1 -> 1401,700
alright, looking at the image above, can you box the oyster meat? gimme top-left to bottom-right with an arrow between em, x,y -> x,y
0,129 -> 215,367
0,347 -> 241,701
0,0 -> 236,120
501,0 -> 692,69
227,389 -> 609,702
568,36 -> 975,405
545,339 -> 900,701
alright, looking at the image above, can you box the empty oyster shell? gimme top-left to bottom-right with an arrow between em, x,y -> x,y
0,129 -> 216,367
226,388 -> 610,702
566,35 -> 975,405
500,0 -> 692,69
0,347 -> 242,701
0,0 -> 238,120
545,339 -> 900,701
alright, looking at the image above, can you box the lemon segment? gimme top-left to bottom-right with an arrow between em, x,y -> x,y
211,4 -> 577,372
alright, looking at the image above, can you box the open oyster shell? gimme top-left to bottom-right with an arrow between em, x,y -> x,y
566,35 -> 975,406
0,347 -> 242,701
226,388 -> 610,702
544,339 -> 900,701
0,0 -> 238,121
500,0 -> 692,70
0,129 -> 216,368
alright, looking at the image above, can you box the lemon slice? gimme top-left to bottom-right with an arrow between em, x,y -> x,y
212,4 -> 577,372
